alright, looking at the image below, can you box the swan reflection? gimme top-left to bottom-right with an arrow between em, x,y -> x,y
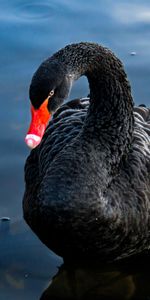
40,256 -> 150,300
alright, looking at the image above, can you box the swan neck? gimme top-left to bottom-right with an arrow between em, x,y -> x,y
53,43 -> 134,158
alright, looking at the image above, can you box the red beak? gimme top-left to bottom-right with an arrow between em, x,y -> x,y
25,98 -> 51,149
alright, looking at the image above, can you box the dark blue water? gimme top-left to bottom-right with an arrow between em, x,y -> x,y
0,0 -> 150,299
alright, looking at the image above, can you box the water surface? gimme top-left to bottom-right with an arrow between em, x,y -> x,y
0,0 -> 150,299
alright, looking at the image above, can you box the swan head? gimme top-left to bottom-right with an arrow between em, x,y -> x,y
25,60 -> 73,149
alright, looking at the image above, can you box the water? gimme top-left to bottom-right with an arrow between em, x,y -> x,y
0,0 -> 150,299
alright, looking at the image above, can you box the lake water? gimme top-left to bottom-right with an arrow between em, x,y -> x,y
0,0 -> 150,299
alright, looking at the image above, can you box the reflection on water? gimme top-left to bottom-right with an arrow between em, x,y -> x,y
0,0 -> 150,299
0,219 -> 62,300
40,258 -> 150,300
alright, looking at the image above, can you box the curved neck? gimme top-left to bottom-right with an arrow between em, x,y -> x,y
53,42 -> 134,162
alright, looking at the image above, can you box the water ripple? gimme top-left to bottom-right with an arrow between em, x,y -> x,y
15,2 -> 56,21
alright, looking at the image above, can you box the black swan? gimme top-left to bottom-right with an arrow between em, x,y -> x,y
23,42 -> 150,261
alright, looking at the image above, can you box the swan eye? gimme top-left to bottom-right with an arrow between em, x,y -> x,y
48,90 -> 54,98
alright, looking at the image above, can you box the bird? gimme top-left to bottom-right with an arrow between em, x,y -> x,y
23,42 -> 150,262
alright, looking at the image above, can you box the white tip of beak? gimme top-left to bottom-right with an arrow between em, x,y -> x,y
25,134 -> 41,149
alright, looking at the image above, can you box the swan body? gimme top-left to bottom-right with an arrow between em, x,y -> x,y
23,42 -> 150,261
